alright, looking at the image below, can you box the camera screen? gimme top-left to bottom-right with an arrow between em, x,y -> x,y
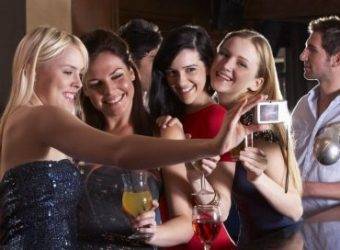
260,104 -> 278,121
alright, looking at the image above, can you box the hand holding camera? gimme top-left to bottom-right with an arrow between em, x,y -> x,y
234,100 -> 288,167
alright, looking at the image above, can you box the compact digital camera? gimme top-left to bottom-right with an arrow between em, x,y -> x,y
254,100 -> 288,124
241,100 -> 288,125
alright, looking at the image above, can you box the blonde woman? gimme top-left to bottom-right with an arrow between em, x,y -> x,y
203,29 -> 303,244
0,26 -> 266,248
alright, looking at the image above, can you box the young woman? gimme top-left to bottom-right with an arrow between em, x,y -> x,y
77,29 -> 192,249
208,29 -> 303,244
0,26 -> 261,248
149,25 -> 236,249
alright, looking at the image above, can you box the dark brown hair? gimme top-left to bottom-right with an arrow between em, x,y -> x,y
80,29 -> 152,136
149,25 -> 215,121
118,19 -> 162,63
308,15 -> 340,56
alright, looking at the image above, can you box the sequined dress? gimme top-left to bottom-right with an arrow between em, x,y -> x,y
0,159 -> 82,249
77,164 -> 162,249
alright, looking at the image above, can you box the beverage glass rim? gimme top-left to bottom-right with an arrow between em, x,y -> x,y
121,170 -> 147,176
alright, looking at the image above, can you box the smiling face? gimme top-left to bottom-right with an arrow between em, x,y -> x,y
165,48 -> 208,106
35,45 -> 85,114
210,36 -> 263,103
299,32 -> 331,81
84,51 -> 135,120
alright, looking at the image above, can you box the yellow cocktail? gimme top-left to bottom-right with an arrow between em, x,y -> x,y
122,190 -> 153,217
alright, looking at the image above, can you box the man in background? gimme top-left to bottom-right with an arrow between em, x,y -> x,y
292,15 -> 340,216
118,19 -> 162,109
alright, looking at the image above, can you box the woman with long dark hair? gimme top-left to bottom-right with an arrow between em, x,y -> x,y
77,29 -> 195,249
149,25 -> 236,250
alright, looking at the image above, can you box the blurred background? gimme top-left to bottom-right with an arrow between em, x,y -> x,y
1,0 -> 339,113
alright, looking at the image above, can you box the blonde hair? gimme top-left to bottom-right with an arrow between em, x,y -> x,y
0,26 -> 89,167
218,29 -> 302,194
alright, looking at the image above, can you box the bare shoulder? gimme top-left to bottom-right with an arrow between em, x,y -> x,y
5,105 -> 74,135
159,124 -> 185,140
26,105 -> 75,121
6,105 -> 70,124
5,106 -> 40,134
4,105 -> 84,151
2,106 -> 73,171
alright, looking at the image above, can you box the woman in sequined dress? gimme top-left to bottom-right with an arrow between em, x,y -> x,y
0,26 -> 264,249
77,29 -> 193,249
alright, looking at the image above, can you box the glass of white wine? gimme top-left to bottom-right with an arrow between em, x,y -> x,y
121,171 -> 153,239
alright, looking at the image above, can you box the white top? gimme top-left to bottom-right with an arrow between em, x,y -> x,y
302,220 -> 340,250
292,84 -> 340,215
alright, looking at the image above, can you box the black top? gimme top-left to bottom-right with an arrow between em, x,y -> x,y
77,164 -> 162,249
232,131 -> 297,243
0,159 -> 82,249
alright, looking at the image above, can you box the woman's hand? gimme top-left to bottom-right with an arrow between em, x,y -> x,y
132,200 -> 159,241
215,95 -> 269,155
239,147 -> 268,182
156,115 -> 186,139
156,115 -> 183,130
186,156 -> 220,182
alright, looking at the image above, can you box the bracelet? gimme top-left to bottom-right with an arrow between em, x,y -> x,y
208,192 -> 220,206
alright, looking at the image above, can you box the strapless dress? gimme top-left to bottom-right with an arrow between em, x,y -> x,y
0,159 -> 82,249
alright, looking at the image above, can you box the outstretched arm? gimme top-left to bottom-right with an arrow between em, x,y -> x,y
25,96 -> 267,170
36,105 -> 217,169
303,181 -> 340,200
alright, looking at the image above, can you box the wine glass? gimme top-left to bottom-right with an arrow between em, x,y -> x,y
192,204 -> 222,250
245,132 -> 254,147
230,110 -> 255,160
229,132 -> 254,160
190,161 -> 215,196
122,170 -> 153,239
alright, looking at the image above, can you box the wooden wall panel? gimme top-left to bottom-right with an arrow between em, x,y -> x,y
72,0 -> 119,36
26,0 -> 72,32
